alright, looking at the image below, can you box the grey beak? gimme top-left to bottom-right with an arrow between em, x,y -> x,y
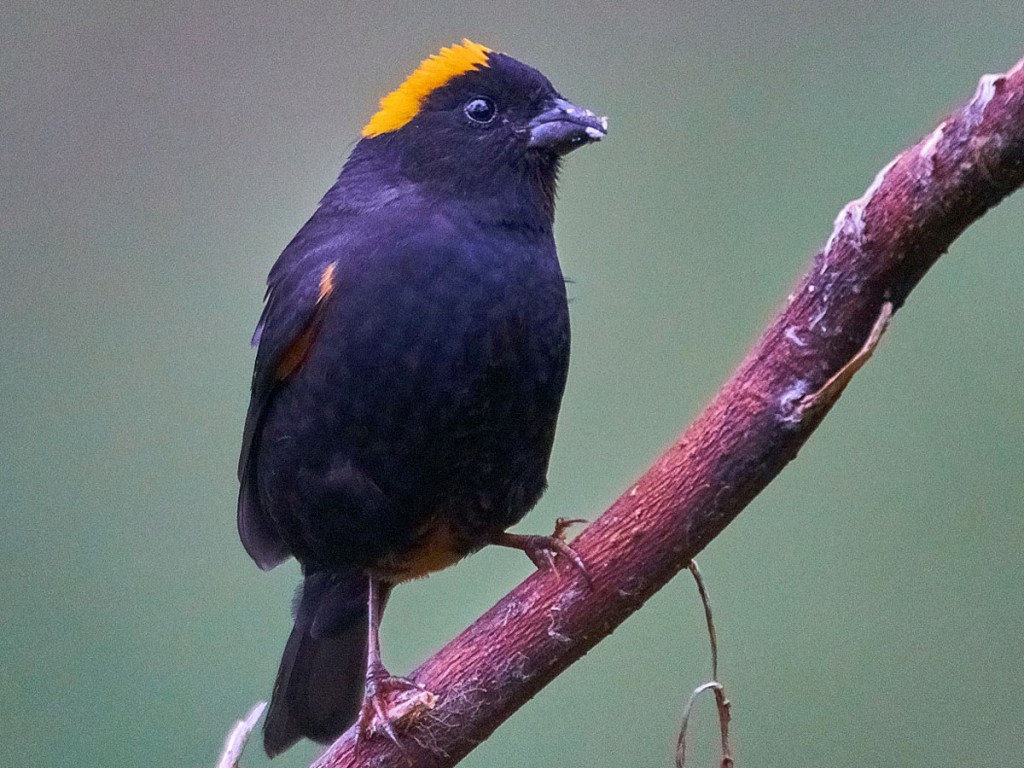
527,97 -> 608,155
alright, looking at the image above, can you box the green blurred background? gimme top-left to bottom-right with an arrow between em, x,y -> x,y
3,2 -> 1022,766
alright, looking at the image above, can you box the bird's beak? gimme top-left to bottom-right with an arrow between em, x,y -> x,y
527,97 -> 608,155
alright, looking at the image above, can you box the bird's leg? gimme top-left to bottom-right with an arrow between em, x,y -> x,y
365,576 -> 391,677
355,577 -> 428,749
493,517 -> 591,585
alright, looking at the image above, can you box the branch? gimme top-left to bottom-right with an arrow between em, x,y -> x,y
218,702 -> 267,768
313,56 -> 1024,768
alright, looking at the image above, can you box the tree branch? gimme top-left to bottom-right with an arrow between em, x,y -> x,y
313,56 -> 1024,768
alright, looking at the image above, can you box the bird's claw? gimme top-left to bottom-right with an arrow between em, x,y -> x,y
355,670 -> 434,753
496,518 -> 591,586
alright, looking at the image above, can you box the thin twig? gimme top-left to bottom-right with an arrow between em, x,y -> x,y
688,562 -> 720,681
216,702 -> 267,768
677,682 -> 724,767
677,562 -> 733,768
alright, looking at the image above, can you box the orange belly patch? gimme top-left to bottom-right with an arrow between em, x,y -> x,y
375,518 -> 469,582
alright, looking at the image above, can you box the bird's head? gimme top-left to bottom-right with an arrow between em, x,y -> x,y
337,40 -> 606,223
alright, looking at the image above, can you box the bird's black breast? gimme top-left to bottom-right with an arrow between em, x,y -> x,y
253,203 -> 569,574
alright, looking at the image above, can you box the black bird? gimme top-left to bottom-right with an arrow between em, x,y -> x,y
237,39 -> 606,756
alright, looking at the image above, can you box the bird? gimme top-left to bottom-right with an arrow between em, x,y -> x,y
237,39 -> 606,757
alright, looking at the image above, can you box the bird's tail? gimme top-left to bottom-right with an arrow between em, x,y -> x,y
263,569 -> 368,757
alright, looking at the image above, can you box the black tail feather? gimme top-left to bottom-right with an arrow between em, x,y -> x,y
264,570 -> 369,757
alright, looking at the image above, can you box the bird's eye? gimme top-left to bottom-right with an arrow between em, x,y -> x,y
463,97 -> 497,125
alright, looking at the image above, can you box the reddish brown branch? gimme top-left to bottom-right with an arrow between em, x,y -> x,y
313,57 -> 1024,768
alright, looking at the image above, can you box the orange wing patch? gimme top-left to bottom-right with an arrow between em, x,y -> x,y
318,261 -> 336,302
274,262 -> 338,381
362,39 -> 492,138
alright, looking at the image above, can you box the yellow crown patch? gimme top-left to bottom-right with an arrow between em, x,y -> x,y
362,39 -> 492,138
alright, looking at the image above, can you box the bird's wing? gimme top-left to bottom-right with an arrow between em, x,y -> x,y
237,231 -> 341,569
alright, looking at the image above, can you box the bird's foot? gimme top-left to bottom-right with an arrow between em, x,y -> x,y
355,668 -> 435,751
494,517 -> 591,585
